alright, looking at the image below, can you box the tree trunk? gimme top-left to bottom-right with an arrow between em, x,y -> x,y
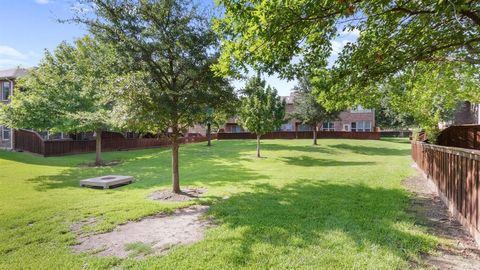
95,129 -> 102,166
313,125 -> 318,145
171,137 -> 181,193
256,134 -> 261,158
207,123 -> 211,146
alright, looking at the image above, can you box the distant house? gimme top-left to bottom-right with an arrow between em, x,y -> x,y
0,68 -> 29,149
222,93 -> 375,133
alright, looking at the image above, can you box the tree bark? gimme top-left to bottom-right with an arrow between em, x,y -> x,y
256,134 -> 261,158
313,125 -> 318,145
207,122 -> 211,146
95,129 -> 102,166
171,137 -> 181,193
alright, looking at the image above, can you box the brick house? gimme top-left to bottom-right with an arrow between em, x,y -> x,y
0,68 -> 29,149
222,92 -> 375,133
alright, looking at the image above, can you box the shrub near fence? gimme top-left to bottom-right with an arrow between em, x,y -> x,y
437,125 -> 480,150
14,129 -> 216,157
411,141 -> 480,243
217,131 -> 380,140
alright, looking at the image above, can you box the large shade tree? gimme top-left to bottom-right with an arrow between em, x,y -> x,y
214,1 -> 480,134
383,62 -> 480,141
0,36 -> 120,165
238,76 -> 285,158
290,76 -> 339,145
73,0 -> 235,193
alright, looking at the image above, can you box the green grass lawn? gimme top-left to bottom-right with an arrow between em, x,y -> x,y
0,139 -> 438,269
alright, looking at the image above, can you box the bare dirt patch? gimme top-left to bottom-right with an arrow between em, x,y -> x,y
71,217 -> 99,234
403,172 -> 480,269
72,205 -> 211,258
148,188 -> 207,202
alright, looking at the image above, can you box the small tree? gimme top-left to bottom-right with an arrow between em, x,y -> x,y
1,36 -> 119,165
202,107 -> 233,146
74,0 -> 235,193
202,93 -> 238,146
291,77 -> 339,145
239,76 -> 285,158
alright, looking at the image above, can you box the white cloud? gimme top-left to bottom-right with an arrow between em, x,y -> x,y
340,28 -> 360,38
35,0 -> 50,4
331,40 -> 350,55
0,46 -> 28,60
0,46 -> 38,69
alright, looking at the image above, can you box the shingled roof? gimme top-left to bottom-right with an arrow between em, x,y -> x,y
0,67 -> 30,79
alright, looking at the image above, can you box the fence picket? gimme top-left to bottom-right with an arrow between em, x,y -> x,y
412,141 -> 480,243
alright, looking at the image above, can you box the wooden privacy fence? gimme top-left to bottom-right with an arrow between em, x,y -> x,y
380,130 -> 412,138
411,141 -> 480,243
217,131 -> 380,140
437,125 -> 480,150
14,129 -> 216,157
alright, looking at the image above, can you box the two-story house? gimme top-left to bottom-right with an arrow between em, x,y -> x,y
223,93 -> 375,133
0,68 -> 29,149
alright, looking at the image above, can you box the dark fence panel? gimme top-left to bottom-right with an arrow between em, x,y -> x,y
15,130 -> 217,157
217,131 -> 380,140
14,129 -> 45,155
380,130 -> 412,138
412,141 -> 480,244
437,125 -> 480,150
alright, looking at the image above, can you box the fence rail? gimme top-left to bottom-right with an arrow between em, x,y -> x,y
14,129 -> 216,156
437,125 -> 480,150
217,131 -> 380,140
380,130 -> 412,138
411,141 -> 480,243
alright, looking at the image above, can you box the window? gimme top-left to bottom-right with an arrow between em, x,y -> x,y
1,126 -> 10,140
49,132 -> 67,140
297,124 -> 312,131
351,121 -> 372,132
351,105 -> 372,113
231,125 -> 241,133
2,81 -> 11,101
281,123 -> 293,131
321,122 -> 334,131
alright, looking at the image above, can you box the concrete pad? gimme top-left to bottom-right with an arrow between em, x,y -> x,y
80,175 -> 134,189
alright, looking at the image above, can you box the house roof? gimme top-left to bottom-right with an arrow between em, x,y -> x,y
0,67 -> 30,80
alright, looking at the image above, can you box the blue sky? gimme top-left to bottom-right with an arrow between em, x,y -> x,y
0,0 -> 358,96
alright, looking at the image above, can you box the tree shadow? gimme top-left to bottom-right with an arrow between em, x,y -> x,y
381,138 -> 412,144
331,143 -> 411,156
0,149 -> 75,167
280,155 -> 376,167
24,142 -> 269,191
261,142 -> 339,154
207,181 -> 437,268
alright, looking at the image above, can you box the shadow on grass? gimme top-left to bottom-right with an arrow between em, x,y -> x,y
331,143 -> 411,156
281,155 -> 376,167
381,138 -> 412,144
208,181 -> 436,267
261,142 -> 339,154
24,142 -> 269,191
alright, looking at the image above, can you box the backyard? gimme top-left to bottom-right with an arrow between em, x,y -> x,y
0,139 -> 441,269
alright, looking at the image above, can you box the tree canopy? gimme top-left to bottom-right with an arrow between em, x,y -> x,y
290,76 -> 339,145
238,76 -> 285,157
0,36 -> 120,165
74,0 -> 235,192
383,62 -> 480,140
215,1 -> 480,135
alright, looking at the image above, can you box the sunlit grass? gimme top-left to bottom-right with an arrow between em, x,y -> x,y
0,138 -> 438,269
